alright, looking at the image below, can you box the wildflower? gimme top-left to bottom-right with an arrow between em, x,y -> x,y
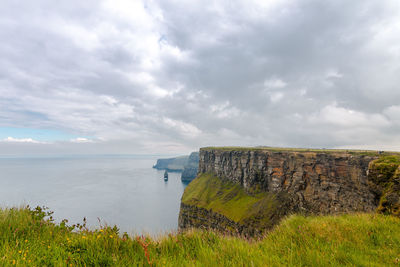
137,236 -> 151,265
100,229 -> 103,232
48,245 -> 51,249
109,235 -> 113,238
97,235 -> 101,239
18,251 -> 22,254
24,240 -> 28,243
82,236 -> 86,239
12,260 -> 16,265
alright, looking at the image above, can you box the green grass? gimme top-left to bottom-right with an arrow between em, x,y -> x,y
369,155 -> 400,184
1,206 -> 400,266
182,173 -> 279,229
202,146 -> 400,156
368,155 -> 400,216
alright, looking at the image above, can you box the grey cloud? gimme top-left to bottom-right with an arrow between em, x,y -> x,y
1,0 -> 400,154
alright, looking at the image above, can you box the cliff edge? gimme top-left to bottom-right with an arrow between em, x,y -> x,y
179,147 -> 400,237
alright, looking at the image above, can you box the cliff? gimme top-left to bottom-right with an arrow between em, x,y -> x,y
153,155 -> 189,172
179,147 -> 400,237
181,152 -> 199,183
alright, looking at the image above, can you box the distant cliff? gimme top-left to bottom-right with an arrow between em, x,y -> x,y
153,155 -> 189,172
181,152 -> 199,183
179,147 -> 400,237
153,152 -> 199,177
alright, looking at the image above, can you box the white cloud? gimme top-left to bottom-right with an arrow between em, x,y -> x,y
70,137 -> 94,143
2,137 -> 44,144
210,101 -> 241,119
52,20 -> 101,51
162,118 -> 201,138
264,78 -> 287,89
310,103 -> 390,128
325,69 -> 343,79
269,92 -> 284,103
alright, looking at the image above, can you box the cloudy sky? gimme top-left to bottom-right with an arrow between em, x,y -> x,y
0,0 -> 400,155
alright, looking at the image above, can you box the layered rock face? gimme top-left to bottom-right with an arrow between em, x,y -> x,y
179,147 -> 398,236
180,203 -> 247,234
198,148 -> 377,214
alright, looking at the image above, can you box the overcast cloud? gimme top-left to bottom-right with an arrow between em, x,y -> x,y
0,0 -> 400,155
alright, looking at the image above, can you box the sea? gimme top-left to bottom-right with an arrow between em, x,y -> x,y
0,155 -> 187,235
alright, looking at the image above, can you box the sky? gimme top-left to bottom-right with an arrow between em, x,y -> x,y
1,0 -> 400,155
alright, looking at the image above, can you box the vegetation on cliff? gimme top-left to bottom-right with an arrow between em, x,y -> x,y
181,173 -> 282,232
1,206 -> 399,266
368,155 -> 400,216
189,148 -> 400,236
202,146 -> 400,156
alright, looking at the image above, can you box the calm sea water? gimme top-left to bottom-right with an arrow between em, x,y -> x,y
0,155 -> 187,235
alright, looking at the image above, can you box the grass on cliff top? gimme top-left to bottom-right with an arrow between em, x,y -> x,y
370,155 -> 400,182
181,173 -> 277,225
1,207 -> 400,266
369,155 -> 400,216
202,146 -> 400,156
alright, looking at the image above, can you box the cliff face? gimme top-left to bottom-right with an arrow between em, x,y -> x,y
179,147 -> 400,237
181,152 -> 199,183
198,149 -> 377,214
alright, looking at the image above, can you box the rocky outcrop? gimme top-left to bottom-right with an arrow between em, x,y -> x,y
181,152 -> 199,183
179,147 -> 400,236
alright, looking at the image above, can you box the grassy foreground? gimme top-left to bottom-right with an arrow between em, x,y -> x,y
1,207 -> 400,266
